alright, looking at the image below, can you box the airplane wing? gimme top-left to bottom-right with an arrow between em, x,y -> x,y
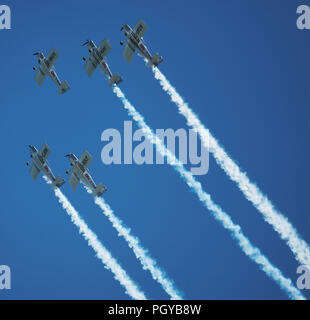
85,40 -> 111,77
85,56 -> 99,77
97,39 -> 112,58
133,19 -> 147,41
69,173 -> 80,190
79,151 -> 93,169
35,67 -> 47,87
44,48 -> 59,69
30,163 -> 40,181
37,143 -> 51,164
123,43 -> 135,63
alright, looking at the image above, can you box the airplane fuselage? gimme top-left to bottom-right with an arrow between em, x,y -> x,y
124,27 -> 152,61
37,55 -> 62,90
99,59 -> 113,78
88,44 -> 113,78
81,170 -> 97,192
30,148 -> 57,184
66,152 -> 106,196
71,160 -> 97,193
121,23 -> 163,67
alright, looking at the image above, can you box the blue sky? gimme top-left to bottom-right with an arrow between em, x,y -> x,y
0,0 -> 309,299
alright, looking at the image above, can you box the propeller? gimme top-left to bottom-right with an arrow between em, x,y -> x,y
82,40 -> 89,46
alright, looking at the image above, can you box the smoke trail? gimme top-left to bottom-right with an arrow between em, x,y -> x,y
112,86 -> 305,300
93,196 -> 183,300
152,67 -> 310,268
43,177 -> 146,300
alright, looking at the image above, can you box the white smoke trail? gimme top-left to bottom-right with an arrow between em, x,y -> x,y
112,86 -> 305,300
43,177 -> 147,300
93,196 -> 183,300
152,67 -> 310,268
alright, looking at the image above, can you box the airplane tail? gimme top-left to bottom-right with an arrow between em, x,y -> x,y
58,80 -> 70,94
151,53 -> 163,67
55,176 -> 66,188
109,73 -> 123,87
95,183 -> 107,197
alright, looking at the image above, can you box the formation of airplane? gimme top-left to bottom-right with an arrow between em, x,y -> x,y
27,144 -> 65,188
27,144 -> 107,197
33,48 -> 70,94
30,19 -> 162,196
33,19 -> 162,94
121,19 -> 163,67
65,151 -> 107,197
82,39 -> 123,87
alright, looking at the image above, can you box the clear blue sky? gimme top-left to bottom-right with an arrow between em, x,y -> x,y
0,0 -> 309,299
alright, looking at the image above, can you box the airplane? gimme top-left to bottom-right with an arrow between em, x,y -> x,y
27,144 -> 65,188
33,48 -> 70,94
82,39 -> 123,87
120,19 -> 163,67
65,151 -> 107,197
